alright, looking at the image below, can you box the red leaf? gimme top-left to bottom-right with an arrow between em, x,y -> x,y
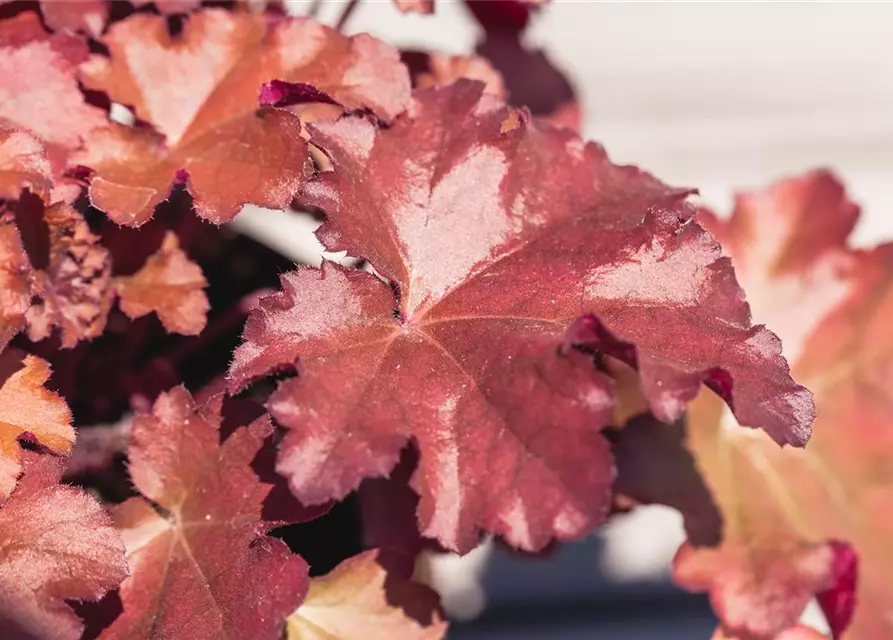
673,171 -> 887,638
116,231 -> 209,335
0,452 -> 127,640
675,535 -> 852,640
76,9 -> 410,226
25,202 -> 114,347
0,12 -> 106,154
230,81 -> 811,552
286,549 -> 447,640
95,386 -> 310,640
0,350 -> 73,502
475,29 -> 579,132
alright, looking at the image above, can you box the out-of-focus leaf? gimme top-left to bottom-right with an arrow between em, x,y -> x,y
116,231 -> 209,335
286,549 -> 446,640
670,171 -> 887,638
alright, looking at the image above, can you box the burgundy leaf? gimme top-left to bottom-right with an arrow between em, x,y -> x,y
230,81 -> 811,553
93,386 -> 312,640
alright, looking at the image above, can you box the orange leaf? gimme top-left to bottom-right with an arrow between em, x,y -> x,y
677,171 -> 887,638
0,210 -> 32,351
76,9 -> 410,226
287,549 -> 446,640
0,350 -> 73,502
116,231 -> 209,335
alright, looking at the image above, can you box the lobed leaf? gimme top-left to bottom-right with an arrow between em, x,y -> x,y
664,171 -> 888,638
76,9 -> 411,226
0,452 -> 127,640
230,81 -> 812,553
116,231 -> 209,335
93,386 -> 313,640
286,549 -> 446,640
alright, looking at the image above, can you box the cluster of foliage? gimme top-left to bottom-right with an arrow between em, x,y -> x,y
0,0 -> 883,638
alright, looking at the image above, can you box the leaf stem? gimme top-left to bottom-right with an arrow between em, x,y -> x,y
335,0 -> 360,32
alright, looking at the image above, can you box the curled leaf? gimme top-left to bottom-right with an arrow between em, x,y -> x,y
25,202 -> 113,347
77,9 -> 410,225
0,350 -> 73,502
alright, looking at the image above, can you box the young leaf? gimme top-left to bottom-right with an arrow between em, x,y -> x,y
0,12 -> 105,156
25,202 -> 114,347
673,171 -> 886,638
76,9 -> 411,226
93,386 -> 311,640
116,231 -> 209,335
0,452 -> 127,640
286,549 -> 447,640
0,350 -> 73,502
230,81 -> 812,553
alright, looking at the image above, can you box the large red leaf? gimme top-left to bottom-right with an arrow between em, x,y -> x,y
95,386 -> 311,640
0,350 -> 73,502
286,549 -> 447,640
75,9 -> 411,226
669,171 -> 889,639
229,81 -> 812,553
0,452 -> 127,640
0,12 -> 105,161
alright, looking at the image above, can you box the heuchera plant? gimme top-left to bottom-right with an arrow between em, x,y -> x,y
0,0 -> 877,638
